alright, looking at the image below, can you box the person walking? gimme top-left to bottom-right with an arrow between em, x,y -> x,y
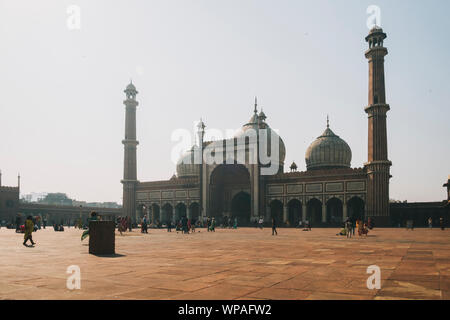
258,217 -> 264,230
81,211 -> 98,241
118,217 -> 125,236
127,216 -> 132,232
23,216 -> 36,246
428,217 -> 433,229
181,216 -> 188,234
272,217 -> 278,236
15,215 -> 22,233
142,215 -> 148,233
233,217 -> 238,229
206,217 -> 211,232
346,219 -> 352,238
188,219 -> 192,233
440,217 -> 445,230
210,218 -> 216,232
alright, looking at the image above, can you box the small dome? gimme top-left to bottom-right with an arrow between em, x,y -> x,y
258,110 -> 267,121
176,146 -> 200,178
305,125 -> 352,170
290,161 -> 297,170
125,82 -> 137,93
369,25 -> 383,34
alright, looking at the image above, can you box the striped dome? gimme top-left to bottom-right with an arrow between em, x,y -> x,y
176,146 -> 200,178
305,126 -> 352,170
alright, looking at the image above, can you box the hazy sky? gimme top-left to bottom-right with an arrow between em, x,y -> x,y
0,0 -> 449,204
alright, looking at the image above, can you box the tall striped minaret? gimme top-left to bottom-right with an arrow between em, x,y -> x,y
121,82 -> 139,223
364,27 -> 392,226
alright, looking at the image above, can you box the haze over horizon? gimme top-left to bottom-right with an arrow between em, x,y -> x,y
1,0 -> 449,204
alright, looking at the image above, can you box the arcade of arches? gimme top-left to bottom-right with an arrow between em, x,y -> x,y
268,196 -> 365,227
138,195 -> 365,227
137,201 -> 201,224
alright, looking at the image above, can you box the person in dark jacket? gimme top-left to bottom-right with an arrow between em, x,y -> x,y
272,218 -> 278,236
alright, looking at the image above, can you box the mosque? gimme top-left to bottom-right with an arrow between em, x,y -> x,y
1,28 -> 446,227
121,27 -> 393,227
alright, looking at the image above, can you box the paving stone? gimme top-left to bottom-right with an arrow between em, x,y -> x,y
0,227 -> 449,300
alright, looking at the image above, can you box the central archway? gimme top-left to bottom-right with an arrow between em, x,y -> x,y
231,192 -> 251,225
209,164 -> 251,220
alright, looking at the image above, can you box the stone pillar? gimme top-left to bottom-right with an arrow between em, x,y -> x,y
322,203 -> 327,223
187,206 -> 191,219
283,204 -> 288,224
252,164 -> 259,219
343,201 -> 348,221
202,164 -> 208,219
302,202 -> 307,222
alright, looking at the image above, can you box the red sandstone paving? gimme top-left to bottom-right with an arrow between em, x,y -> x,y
0,227 -> 449,300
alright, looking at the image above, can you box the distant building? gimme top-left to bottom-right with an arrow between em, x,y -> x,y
0,172 -> 20,223
38,193 -> 73,206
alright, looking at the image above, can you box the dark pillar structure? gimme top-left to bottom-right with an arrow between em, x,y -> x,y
197,119 -> 205,220
121,82 -> 139,224
364,27 -> 392,226
444,176 -> 450,204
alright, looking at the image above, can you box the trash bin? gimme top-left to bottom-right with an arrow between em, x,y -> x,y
89,220 -> 115,255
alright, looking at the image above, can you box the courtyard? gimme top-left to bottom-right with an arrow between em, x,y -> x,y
0,226 -> 449,300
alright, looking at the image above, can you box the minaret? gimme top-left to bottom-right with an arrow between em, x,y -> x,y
197,119 -> 206,219
364,27 -> 392,226
121,82 -> 139,223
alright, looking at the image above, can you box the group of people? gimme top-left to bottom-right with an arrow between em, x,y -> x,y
205,217 -> 216,232
117,216 -> 132,235
297,220 -> 312,231
337,218 -> 373,238
53,224 -> 65,232
427,217 -> 445,230
222,216 -> 238,229
253,217 -> 278,235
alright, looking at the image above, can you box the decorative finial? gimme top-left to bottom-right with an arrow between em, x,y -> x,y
254,96 -> 258,114
327,115 -> 329,128
197,118 -> 206,131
